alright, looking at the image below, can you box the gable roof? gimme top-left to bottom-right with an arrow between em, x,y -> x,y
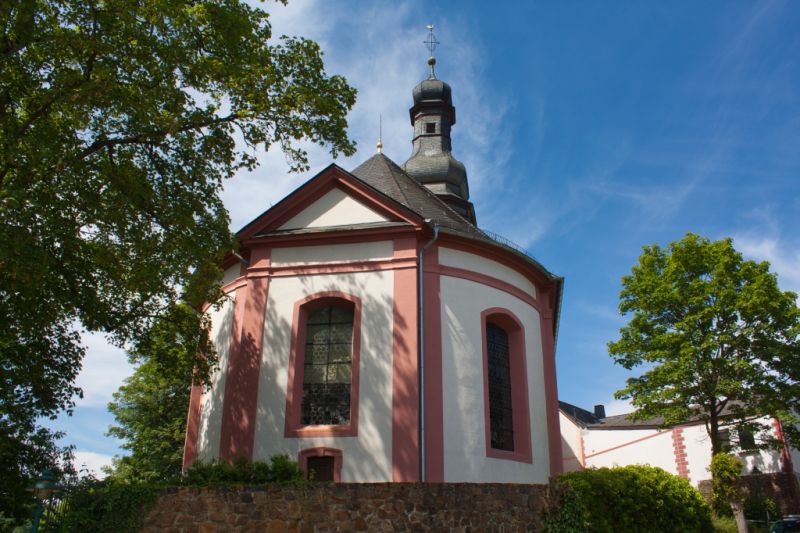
235,163 -> 423,242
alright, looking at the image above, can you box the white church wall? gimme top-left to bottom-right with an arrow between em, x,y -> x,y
583,428 -> 679,476
559,412 -> 583,472
439,247 -> 536,299
252,268 -> 395,482
196,293 -> 237,462
278,188 -> 388,230
271,241 -> 392,266
438,275 -> 549,483
221,263 -> 242,287
683,423 -> 713,483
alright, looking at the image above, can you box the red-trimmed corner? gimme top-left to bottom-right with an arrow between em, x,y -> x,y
773,418 -> 794,474
219,247 -> 271,462
538,286 -> 563,476
672,427 -> 690,479
182,381 -> 204,469
392,237 -> 420,481
480,308 -> 533,464
284,291 -> 362,438
298,447 -> 344,482
423,245 -> 445,482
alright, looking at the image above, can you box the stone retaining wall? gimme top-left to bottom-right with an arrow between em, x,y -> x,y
141,483 -> 554,532
697,472 -> 800,514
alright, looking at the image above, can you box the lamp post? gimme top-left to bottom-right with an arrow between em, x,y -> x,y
30,469 -> 59,533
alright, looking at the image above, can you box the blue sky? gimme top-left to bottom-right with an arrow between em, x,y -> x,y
48,0 -> 800,474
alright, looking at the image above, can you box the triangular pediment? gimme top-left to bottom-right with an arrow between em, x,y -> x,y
236,164 -> 423,243
277,187 -> 389,230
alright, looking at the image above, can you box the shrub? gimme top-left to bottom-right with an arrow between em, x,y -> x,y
544,483 -> 588,533
744,495 -> 778,522
556,465 -> 713,533
181,454 -> 305,485
710,513 -> 738,533
58,479 -> 158,533
710,453 -> 744,515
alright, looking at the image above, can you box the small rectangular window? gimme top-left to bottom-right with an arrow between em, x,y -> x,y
425,122 -> 436,133
738,428 -> 756,450
306,456 -> 334,481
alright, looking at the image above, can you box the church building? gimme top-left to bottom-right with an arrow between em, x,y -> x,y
182,37 -> 564,484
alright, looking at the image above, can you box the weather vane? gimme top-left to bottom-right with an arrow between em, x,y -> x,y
424,24 -> 439,79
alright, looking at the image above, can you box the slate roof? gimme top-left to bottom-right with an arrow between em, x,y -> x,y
350,153 -> 475,234
561,400 -> 747,430
559,401 -> 601,427
350,153 -> 561,282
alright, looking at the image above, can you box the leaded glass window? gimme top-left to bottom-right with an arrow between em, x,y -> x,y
487,322 -> 514,451
300,305 -> 354,425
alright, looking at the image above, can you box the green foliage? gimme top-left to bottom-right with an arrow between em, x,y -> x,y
557,465 -> 713,533
107,302 -> 219,482
544,484 -> 588,533
609,233 -> 800,454
711,453 -> 744,513
0,0 -> 355,518
182,455 -> 306,485
744,495 -> 778,522
711,514 -> 739,533
58,479 -> 158,533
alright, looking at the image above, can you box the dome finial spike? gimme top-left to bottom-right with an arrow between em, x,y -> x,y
424,24 -> 439,79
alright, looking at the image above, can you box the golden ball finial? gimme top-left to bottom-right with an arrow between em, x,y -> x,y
376,139 -> 383,154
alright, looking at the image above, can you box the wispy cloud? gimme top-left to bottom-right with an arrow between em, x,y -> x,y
734,234 -> 800,294
73,451 -> 113,479
227,1 -> 512,233
75,331 -> 132,408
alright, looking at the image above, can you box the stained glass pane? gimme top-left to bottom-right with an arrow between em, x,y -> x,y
486,323 -> 514,451
306,324 -> 329,344
301,304 -> 354,426
328,343 -> 351,362
307,307 -> 330,324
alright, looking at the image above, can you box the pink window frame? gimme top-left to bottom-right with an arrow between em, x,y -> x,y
298,447 -> 343,482
284,291 -> 361,438
481,308 -> 533,463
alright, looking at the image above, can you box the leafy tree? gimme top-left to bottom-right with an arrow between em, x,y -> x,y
107,302 -> 216,482
609,233 -> 800,455
1,0 -> 355,519
710,453 -> 747,533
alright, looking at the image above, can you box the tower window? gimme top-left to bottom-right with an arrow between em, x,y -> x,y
425,122 -> 436,133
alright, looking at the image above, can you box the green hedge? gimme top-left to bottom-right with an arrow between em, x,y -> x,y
553,465 -> 713,533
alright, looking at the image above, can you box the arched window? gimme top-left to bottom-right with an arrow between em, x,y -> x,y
285,292 -> 361,438
486,322 -> 514,451
481,308 -> 532,463
301,304 -> 354,425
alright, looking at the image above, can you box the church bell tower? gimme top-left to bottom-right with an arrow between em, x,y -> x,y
403,25 -> 476,224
